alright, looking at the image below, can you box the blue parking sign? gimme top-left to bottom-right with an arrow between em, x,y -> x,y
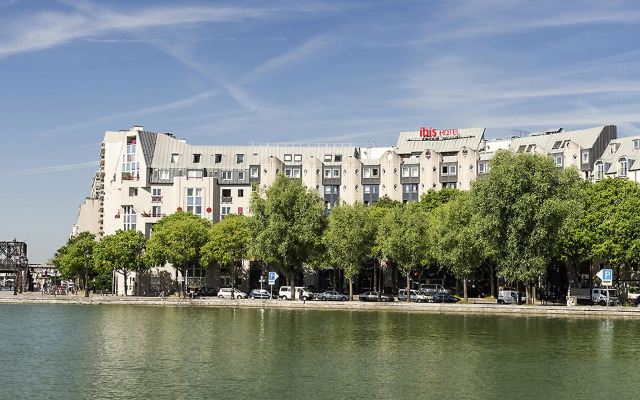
603,269 -> 612,280
268,272 -> 276,281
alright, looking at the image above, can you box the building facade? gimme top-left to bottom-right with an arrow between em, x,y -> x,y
74,124 -> 618,295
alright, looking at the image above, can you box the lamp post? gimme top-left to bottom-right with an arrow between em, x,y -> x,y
84,249 -> 90,297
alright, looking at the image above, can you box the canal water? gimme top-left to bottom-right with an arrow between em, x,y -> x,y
1,304 -> 639,399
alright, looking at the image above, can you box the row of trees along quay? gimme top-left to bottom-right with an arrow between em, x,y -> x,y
53,150 -> 640,303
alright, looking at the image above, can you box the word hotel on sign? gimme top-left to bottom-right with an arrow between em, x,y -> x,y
419,127 -> 460,138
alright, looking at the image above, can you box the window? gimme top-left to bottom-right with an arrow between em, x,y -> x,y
582,152 -> 589,164
333,169 -> 340,178
236,154 -> 244,164
363,168 -> 371,178
517,145 -> 526,153
129,187 -> 138,197
443,182 -> 457,189
441,166 -> 448,175
152,206 -> 162,217
325,186 -> 332,194
404,184 -> 410,193
324,154 -> 332,162
635,140 -> 640,151
215,154 -> 222,163
449,165 -> 456,175
222,170 -> 232,180
285,168 -> 292,178
159,170 -> 170,180
123,143 -> 139,177
478,163 -> 486,174
555,156 -> 563,167
284,154 -> 292,162
552,141 -> 562,150
237,171 -> 245,180
238,189 -> 244,198
221,206 -> 231,218
222,189 -> 231,197
238,207 -> 243,215
619,158 -> 628,177
401,167 -> 409,177
334,155 -> 342,162
250,167 -> 259,178
294,154 -> 302,162
122,206 -> 136,231
152,188 -> 162,203
187,169 -> 203,180
193,154 -> 201,163
596,162 -> 604,180
372,168 -> 379,177
186,188 -> 203,216
324,169 -> 331,178
171,153 -> 179,163
411,166 -> 419,177
364,185 -> 371,194
412,184 -> 418,193
293,168 -> 301,178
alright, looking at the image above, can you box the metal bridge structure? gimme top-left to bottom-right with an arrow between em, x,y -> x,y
0,240 -> 29,294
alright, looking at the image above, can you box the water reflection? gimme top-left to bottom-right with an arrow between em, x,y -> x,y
1,305 -> 640,398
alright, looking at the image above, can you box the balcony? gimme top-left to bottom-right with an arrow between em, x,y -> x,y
141,212 -> 166,218
221,196 -> 233,204
121,173 -> 140,181
152,196 -> 163,203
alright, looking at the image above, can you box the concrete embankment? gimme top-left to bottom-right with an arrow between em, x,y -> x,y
2,291 -> 640,317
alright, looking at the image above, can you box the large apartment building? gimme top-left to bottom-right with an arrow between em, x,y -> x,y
74,124 -> 619,295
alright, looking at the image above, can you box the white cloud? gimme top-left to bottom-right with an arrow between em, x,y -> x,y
22,161 -> 97,175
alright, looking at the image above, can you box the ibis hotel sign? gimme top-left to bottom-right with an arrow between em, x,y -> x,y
419,127 -> 460,139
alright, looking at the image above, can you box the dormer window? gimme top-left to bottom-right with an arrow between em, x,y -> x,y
619,158 -> 628,177
596,162 -> 604,180
552,141 -> 562,150
634,140 -> 640,151
582,152 -> 589,164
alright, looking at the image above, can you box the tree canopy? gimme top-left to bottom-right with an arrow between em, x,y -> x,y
93,229 -> 148,295
323,201 -> 376,300
249,174 -> 326,299
53,231 -> 97,280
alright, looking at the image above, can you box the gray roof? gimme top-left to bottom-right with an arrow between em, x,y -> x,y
396,128 -> 485,154
509,126 -> 609,152
596,135 -> 640,172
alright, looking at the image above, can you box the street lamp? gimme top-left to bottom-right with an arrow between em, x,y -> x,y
85,249 -> 90,297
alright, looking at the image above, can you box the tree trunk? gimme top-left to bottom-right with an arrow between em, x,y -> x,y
526,283 -> 531,305
123,270 -> 128,296
532,284 -> 536,305
406,273 -> 411,303
290,272 -> 295,301
463,275 -> 468,302
348,278 -> 353,301
490,263 -> 496,298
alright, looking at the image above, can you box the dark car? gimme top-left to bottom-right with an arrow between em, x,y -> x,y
432,293 -> 461,303
318,290 -> 348,301
359,291 -> 394,302
249,289 -> 274,299
199,287 -> 218,297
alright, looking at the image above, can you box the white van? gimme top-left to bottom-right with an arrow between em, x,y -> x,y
497,290 -> 522,304
279,286 -> 313,300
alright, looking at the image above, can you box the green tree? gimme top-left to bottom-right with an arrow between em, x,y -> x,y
146,211 -> 211,296
249,174 -> 326,300
53,231 -> 97,283
201,214 -> 249,296
432,191 -> 486,301
93,229 -> 148,296
472,150 -> 583,303
569,178 -> 640,285
419,187 -> 461,212
323,201 -> 376,300
379,202 -> 432,302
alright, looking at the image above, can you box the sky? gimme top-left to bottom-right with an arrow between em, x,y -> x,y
2,0 -> 640,264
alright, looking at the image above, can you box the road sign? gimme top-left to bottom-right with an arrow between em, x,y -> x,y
596,269 -> 613,286
268,271 -> 278,285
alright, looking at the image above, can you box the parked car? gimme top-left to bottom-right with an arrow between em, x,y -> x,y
217,288 -> 248,299
278,286 -> 313,300
398,289 -> 429,303
497,290 -> 524,304
318,290 -> 348,301
198,287 -> 218,297
419,284 -> 448,296
432,293 -> 461,303
359,291 -> 394,302
249,289 -> 274,299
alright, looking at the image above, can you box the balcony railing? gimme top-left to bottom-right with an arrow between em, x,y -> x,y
221,196 -> 233,204
141,213 -> 166,218
152,196 -> 163,203
121,173 -> 140,181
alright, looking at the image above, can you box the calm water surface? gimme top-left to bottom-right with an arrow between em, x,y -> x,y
1,304 -> 639,399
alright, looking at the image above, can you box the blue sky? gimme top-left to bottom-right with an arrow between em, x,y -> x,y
2,0 -> 640,264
